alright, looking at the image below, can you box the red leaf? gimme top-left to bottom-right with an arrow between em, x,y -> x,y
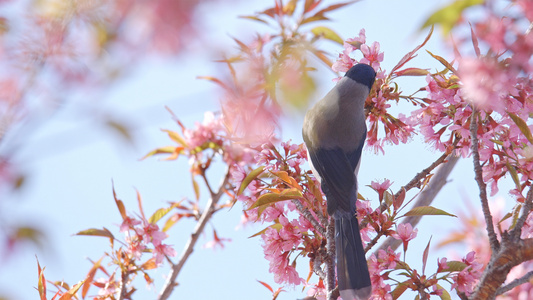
422,237 -> 432,275
112,182 -> 127,220
390,26 -> 434,75
257,280 -> 274,293
470,24 -> 480,57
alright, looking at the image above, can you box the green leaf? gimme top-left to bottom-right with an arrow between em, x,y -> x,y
192,175 -> 200,201
106,119 -> 133,143
422,237 -> 432,275
426,50 -> 457,74
437,284 -> 452,300
311,26 -> 343,44
444,260 -> 468,272
394,67 -> 430,77
75,228 -> 115,240
402,206 -> 456,217
239,15 -> 269,25
248,188 -> 303,210
162,129 -> 188,147
300,14 -> 329,25
506,162 -> 522,191
391,282 -> 409,299
238,166 -> 265,195
249,223 -> 283,238
508,112 -> 533,144
148,202 -> 180,224
422,0 -> 485,34
140,146 -> 177,160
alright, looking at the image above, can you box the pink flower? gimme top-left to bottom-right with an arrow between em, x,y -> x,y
230,164 -> 247,188
437,257 -> 448,273
344,29 -> 366,52
360,41 -> 384,69
307,281 -> 327,300
261,216 -> 303,286
136,220 -> 167,246
153,243 -> 177,265
451,251 -> 483,296
332,49 -> 355,73
370,179 -> 392,201
203,230 -> 232,250
119,215 -> 142,232
125,232 -> 146,260
392,223 -> 418,249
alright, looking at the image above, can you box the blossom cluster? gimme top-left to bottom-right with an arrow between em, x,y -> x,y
119,215 -> 177,266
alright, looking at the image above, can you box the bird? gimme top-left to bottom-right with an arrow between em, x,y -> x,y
302,63 -> 376,300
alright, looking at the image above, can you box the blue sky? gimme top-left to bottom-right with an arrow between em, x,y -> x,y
0,1 -> 514,299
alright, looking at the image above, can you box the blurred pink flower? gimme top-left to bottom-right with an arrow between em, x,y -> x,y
153,243 -> 177,265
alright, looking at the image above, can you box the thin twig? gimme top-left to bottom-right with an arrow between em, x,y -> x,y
325,221 -> 336,300
292,198 -> 326,236
118,270 -> 129,300
510,187 -> 533,240
374,155 -> 459,254
361,149 -> 453,229
158,166 -> 231,300
496,270 -> 533,296
470,108 -> 500,252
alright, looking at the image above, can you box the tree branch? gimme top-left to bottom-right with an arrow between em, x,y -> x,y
374,155 -> 459,254
470,238 -> 533,299
118,270 -> 130,300
158,166 -> 231,300
362,149 -> 453,229
325,220 -> 336,300
469,109 -> 500,252
496,270 -> 533,296
292,198 -> 326,236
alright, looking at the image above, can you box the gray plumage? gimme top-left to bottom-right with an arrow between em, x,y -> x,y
302,64 -> 376,300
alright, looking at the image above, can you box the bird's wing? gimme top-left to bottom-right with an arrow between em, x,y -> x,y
307,147 -> 355,215
306,133 -> 366,216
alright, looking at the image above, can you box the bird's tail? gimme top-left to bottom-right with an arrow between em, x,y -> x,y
335,215 -> 372,300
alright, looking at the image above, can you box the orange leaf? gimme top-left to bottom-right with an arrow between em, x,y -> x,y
112,182 -> 127,220
82,257 -> 104,298
257,280 -> 274,293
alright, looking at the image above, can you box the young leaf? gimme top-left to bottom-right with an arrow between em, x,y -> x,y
444,260 -> 468,272
238,166 -> 265,195
390,26 -> 433,75
426,50 -> 458,74
402,206 -> 456,217
247,188 -> 303,210
148,202 -> 180,224
390,282 -> 409,300
37,257 -> 47,300
508,112 -> 533,144
162,129 -> 188,147
311,26 -> 343,44
82,257 -> 103,298
470,24 -> 481,57
314,1 -> 357,16
112,182 -> 127,220
393,67 -> 430,77
505,161 -> 521,191
257,280 -> 274,293
422,237 -> 432,275
421,0 -> 485,34
140,146 -> 177,160
437,284 -> 452,300
249,223 -> 283,238
239,15 -> 269,25
59,279 -> 85,300
75,228 -> 115,240
192,175 -> 200,201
